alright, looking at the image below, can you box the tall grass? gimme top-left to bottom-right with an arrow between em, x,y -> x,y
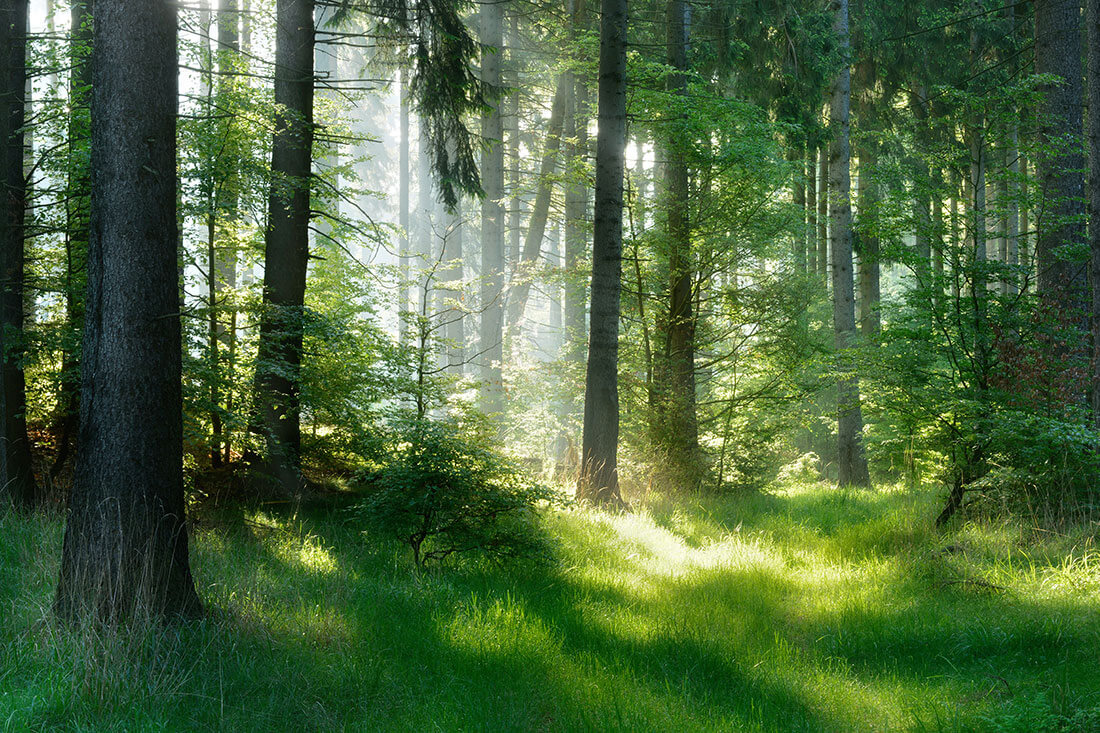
2,481 -> 1100,731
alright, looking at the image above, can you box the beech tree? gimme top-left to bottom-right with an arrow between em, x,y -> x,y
55,0 -> 201,621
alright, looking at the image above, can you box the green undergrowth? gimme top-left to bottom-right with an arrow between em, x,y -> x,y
3,480 -> 1100,731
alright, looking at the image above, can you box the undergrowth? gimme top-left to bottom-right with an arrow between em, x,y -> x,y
2,480 -> 1100,731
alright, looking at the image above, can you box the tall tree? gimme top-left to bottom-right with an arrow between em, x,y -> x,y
1034,0 -> 1086,305
657,0 -> 701,487
479,0 -> 505,415
577,0 -> 626,505
252,0 -> 315,493
828,0 -> 870,487
55,0 -> 201,620
0,0 -> 37,509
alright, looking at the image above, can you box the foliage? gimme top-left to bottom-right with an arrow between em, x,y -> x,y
353,419 -> 559,566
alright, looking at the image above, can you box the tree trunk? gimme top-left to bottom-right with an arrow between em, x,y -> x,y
806,145 -> 818,275
829,0 -> 870,487
0,0 -> 37,510
214,0 -> 240,465
1035,0 -> 1086,306
857,147 -> 880,339
479,0 -> 505,415
55,0 -> 201,621
253,0 -> 314,494
505,75 -> 568,332
817,143 -> 829,284
399,67 -> 411,347
658,0 -> 700,488
564,61 -> 589,419
578,0 -> 626,506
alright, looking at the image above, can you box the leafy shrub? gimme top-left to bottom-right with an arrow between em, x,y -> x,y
353,419 -> 559,567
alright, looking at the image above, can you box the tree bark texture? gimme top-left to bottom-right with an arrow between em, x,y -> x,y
829,0 -> 870,487
0,0 -> 37,509
253,0 -> 314,494
578,0 -> 626,506
55,0 -> 201,621
479,0 -> 505,415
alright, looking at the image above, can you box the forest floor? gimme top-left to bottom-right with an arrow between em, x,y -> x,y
3,480 -> 1100,731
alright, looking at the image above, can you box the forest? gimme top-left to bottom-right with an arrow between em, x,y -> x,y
3,0 -> 1100,729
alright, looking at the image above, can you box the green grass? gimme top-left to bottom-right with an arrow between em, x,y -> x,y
3,481 -> 1100,731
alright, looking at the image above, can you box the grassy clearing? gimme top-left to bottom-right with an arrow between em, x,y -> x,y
3,481 -> 1100,731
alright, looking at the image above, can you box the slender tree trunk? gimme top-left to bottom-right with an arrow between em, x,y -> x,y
857,147 -> 880,339
440,196 -> 465,374
806,145 -> 818,275
791,146 -> 806,273
578,0 -> 626,506
506,75 -> 568,331
215,0 -> 240,465
55,0 -> 200,621
0,0 -> 37,510
829,0 -> 870,487
1035,0 -> 1086,306
817,143 -> 829,284
479,0 -> 504,415
563,6 -> 589,426
1020,153 -> 1031,289
253,0 -> 314,494
399,68 -> 411,347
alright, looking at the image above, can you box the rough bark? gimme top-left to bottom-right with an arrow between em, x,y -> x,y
253,0 -> 314,494
828,0 -> 870,487
0,0 -> 37,509
55,0 -> 201,621
1035,0 -> 1086,306
479,0 -> 505,415
578,0 -> 626,506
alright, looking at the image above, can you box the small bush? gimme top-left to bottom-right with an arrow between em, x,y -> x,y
353,419 -> 558,567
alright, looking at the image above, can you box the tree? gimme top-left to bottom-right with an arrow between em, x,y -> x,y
828,0 -> 870,487
55,0 -> 201,621
252,0 -> 315,493
1034,0 -> 1085,306
577,0 -> 627,506
479,0 -> 505,416
0,0 -> 37,510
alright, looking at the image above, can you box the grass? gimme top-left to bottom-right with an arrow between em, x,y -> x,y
3,480 -> 1100,731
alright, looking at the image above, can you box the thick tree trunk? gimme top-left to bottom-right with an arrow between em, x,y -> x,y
578,0 -> 626,506
829,0 -> 870,487
1035,0 -> 1086,306
55,0 -> 200,621
505,75 -> 568,332
0,0 -> 37,510
253,0 -> 314,494
479,0 -> 505,415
